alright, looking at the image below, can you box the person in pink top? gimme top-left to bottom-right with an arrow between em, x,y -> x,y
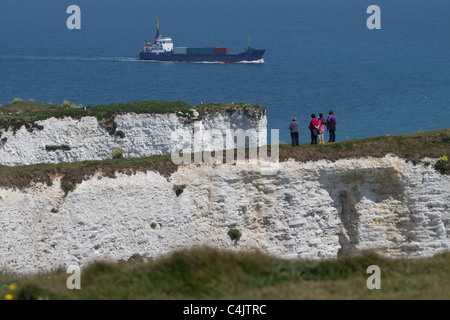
317,113 -> 326,144
309,114 -> 320,145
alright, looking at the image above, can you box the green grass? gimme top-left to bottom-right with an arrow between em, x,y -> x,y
1,247 -> 449,300
278,129 -> 450,165
0,100 -> 193,134
0,154 -> 178,194
195,102 -> 266,119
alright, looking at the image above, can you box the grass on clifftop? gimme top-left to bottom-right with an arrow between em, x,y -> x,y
0,100 -> 193,135
0,154 -> 178,190
0,100 -> 266,134
195,102 -> 266,118
1,246 -> 449,300
279,129 -> 450,164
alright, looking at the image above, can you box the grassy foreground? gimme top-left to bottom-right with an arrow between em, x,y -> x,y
1,247 -> 449,300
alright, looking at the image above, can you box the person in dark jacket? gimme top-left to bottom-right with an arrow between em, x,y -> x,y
326,110 -> 337,142
289,117 -> 299,146
309,114 -> 319,145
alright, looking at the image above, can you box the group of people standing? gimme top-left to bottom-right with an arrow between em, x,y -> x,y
289,110 -> 337,146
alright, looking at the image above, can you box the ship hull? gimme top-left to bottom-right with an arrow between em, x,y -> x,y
139,49 -> 265,63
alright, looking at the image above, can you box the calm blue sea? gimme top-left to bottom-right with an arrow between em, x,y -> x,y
0,0 -> 449,143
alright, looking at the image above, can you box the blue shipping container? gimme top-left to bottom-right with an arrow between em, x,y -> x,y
186,47 -> 213,54
200,47 -> 213,54
186,48 -> 201,54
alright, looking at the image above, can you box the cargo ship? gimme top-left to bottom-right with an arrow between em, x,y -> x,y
139,19 -> 265,63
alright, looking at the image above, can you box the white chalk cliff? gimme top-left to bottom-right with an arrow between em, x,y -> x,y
0,110 -> 267,166
0,155 -> 449,274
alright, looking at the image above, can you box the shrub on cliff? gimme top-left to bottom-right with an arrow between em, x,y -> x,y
45,145 -> 71,152
110,147 -> 124,160
227,228 -> 242,241
61,181 -> 75,197
435,155 -> 449,175
114,130 -> 125,139
62,100 -> 82,109
173,184 -> 187,196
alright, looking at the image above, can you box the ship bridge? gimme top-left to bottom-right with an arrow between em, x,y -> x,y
143,18 -> 174,53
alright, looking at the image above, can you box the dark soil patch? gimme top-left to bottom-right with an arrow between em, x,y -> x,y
0,155 -> 178,193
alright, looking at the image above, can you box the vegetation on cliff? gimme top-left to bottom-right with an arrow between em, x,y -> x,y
279,129 -> 450,164
195,102 -> 266,119
0,100 -> 266,135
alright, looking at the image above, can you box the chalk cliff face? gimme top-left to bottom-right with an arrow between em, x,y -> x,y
0,111 -> 267,166
0,155 -> 449,274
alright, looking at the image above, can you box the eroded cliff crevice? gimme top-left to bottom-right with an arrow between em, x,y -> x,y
319,167 -> 407,256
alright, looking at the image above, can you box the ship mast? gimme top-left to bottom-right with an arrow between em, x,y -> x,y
155,17 -> 161,39
248,29 -> 251,50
